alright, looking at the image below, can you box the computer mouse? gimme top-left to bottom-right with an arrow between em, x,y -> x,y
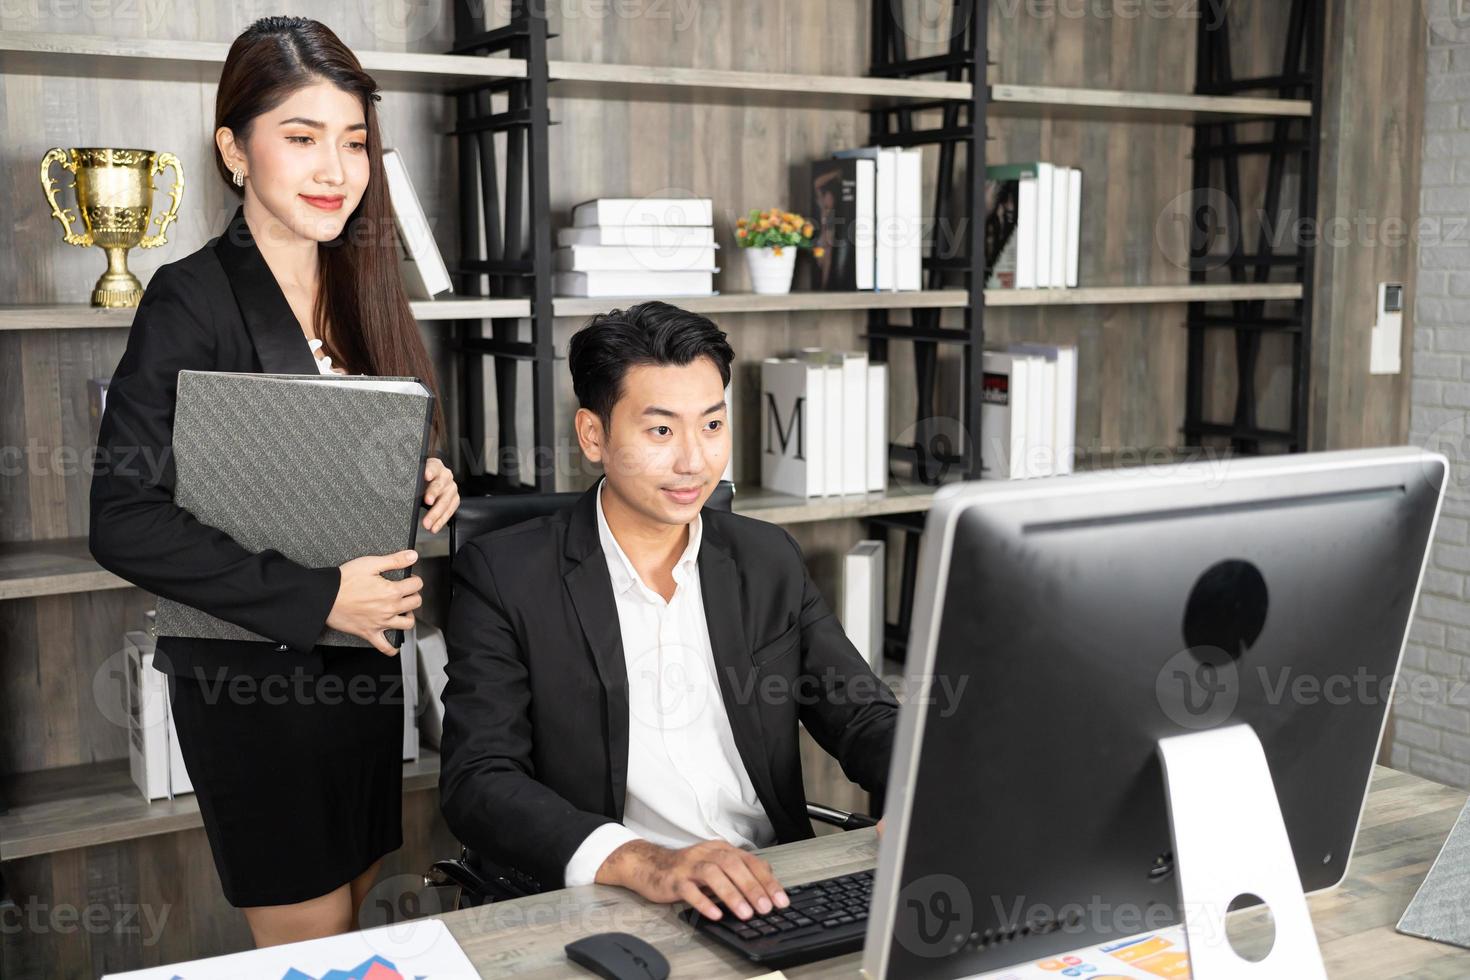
564,931 -> 671,980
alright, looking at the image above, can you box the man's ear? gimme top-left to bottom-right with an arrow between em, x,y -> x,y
574,406 -> 605,464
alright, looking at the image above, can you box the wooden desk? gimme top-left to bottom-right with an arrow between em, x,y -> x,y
431,767 -> 1469,978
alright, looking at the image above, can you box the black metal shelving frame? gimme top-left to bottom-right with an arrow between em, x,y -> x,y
1185,0 -> 1324,453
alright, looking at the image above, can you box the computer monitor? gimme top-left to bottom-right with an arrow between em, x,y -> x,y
864,447 -> 1447,979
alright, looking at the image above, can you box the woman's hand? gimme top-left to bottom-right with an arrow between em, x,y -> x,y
422,457 -> 460,533
325,550 -> 423,655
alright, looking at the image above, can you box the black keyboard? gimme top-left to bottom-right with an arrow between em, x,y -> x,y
680,868 -> 873,968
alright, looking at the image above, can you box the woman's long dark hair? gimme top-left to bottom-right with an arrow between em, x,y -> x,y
215,16 -> 445,448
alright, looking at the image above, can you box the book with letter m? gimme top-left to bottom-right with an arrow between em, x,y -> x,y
154,371 -> 434,648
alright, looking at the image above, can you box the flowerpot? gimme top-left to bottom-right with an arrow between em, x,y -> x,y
743,246 -> 798,295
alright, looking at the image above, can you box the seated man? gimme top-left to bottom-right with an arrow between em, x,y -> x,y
440,301 -> 898,924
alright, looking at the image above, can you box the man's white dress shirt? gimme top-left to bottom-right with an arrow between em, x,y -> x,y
561,481 -> 776,886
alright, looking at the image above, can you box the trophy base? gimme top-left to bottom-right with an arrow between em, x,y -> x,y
91,270 -> 143,309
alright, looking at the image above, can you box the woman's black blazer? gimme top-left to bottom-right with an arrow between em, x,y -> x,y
90,204 -> 349,680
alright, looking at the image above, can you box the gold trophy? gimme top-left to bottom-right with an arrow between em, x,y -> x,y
40,147 -> 184,308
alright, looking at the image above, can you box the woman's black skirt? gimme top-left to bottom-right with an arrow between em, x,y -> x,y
165,647 -> 405,908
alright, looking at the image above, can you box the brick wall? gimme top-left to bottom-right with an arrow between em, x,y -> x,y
1396,1 -> 1470,788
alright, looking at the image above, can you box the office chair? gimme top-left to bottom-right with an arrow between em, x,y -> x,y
424,479 -> 877,909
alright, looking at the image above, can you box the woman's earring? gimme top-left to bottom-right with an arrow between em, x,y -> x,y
232,168 -> 244,187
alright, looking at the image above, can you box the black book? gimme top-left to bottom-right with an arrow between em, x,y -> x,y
810,156 -> 875,290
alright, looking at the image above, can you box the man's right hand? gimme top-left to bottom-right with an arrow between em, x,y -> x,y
326,550 -> 422,655
595,839 -> 790,922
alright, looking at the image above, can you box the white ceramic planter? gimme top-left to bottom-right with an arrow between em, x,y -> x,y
743,245 -> 799,294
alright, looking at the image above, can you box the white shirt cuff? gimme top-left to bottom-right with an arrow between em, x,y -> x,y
564,822 -> 644,888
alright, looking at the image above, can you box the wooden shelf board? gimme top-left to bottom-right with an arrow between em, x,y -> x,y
0,32 -> 524,90
0,538 -> 130,601
0,530 -> 449,602
552,290 -> 969,318
0,300 -> 529,331
732,481 -> 937,526
0,748 -> 440,861
555,284 -> 1300,316
547,60 -> 970,107
991,83 -> 1312,120
986,282 -> 1303,307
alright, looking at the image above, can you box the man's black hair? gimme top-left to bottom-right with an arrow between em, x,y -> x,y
568,301 -> 735,429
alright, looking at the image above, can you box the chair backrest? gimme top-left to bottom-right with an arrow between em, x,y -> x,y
449,479 -> 735,556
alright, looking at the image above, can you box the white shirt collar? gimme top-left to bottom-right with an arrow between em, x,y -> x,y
595,479 -> 702,598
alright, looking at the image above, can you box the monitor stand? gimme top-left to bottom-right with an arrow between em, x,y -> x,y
1156,724 -> 1327,979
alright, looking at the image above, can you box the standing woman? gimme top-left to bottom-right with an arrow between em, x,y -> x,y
89,16 -> 460,947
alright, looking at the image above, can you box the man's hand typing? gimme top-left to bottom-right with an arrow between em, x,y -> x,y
595,838 -> 790,921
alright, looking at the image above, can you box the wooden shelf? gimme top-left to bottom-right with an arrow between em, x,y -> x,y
0,32 -> 524,91
990,84 -> 1312,121
553,283 -> 1301,318
0,748 -> 441,861
0,299 -> 530,332
732,480 -> 937,526
546,60 -> 969,107
552,290 -> 970,318
0,34 -> 1307,120
0,530 -> 450,602
985,282 -> 1303,307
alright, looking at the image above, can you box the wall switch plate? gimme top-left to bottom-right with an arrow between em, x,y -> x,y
1370,282 -> 1404,375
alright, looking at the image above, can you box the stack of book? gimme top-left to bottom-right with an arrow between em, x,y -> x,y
985,162 -> 1083,290
809,147 -> 924,291
555,198 -> 718,298
979,343 -> 1078,480
760,350 -> 888,498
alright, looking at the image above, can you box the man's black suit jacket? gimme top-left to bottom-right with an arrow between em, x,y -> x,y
440,482 -> 900,891
89,204 -> 359,678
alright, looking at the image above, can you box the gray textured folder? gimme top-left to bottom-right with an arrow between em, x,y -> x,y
154,370 -> 433,648
1398,794 -> 1470,947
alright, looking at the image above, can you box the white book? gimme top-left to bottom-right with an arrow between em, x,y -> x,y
896,148 -> 924,291
980,351 -> 1031,480
867,362 -> 888,492
1022,354 -> 1047,478
834,148 -> 899,290
383,148 -> 452,299
854,156 -> 877,291
557,225 -> 716,247
761,358 -> 827,497
1016,176 -> 1039,289
416,623 -> 449,749
841,353 -> 869,493
572,197 -> 713,227
1067,168 -> 1083,288
1012,342 -> 1079,475
843,540 -> 886,669
554,244 -> 718,272
553,270 -> 715,297
1051,165 -> 1070,291
1032,354 -> 1056,477
1035,162 -> 1055,288
796,350 -> 847,496
125,630 -> 193,802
